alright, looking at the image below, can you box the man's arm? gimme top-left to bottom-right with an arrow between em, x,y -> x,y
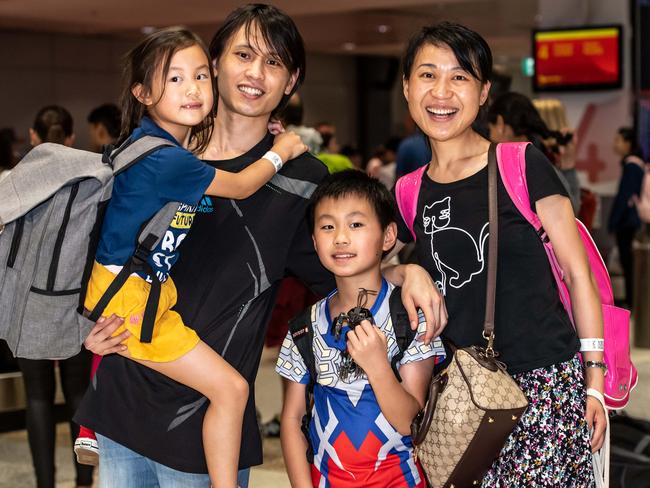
280,381 -> 313,488
286,216 -> 336,297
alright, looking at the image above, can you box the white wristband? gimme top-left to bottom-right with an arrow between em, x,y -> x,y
580,338 -> 604,352
263,151 -> 283,173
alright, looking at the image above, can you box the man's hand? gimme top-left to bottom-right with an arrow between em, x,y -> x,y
400,264 -> 447,344
586,395 -> 607,452
346,321 -> 390,375
83,314 -> 129,356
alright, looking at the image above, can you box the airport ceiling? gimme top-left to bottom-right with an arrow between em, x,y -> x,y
0,0 -> 538,59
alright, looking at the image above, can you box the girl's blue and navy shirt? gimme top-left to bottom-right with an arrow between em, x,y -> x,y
95,117 -> 215,282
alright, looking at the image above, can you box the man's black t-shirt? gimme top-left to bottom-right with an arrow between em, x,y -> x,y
396,145 -> 579,374
74,133 -> 333,472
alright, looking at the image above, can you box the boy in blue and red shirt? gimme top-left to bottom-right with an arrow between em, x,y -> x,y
277,171 -> 445,487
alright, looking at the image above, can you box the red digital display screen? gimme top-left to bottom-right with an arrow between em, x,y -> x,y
533,26 -> 622,91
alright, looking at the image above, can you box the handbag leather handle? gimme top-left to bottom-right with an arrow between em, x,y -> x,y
483,144 -> 498,344
411,370 -> 449,444
412,144 -> 500,445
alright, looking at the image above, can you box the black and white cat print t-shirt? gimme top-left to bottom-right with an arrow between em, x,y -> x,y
396,145 -> 579,374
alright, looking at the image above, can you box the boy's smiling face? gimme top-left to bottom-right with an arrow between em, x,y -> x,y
312,194 -> 396,280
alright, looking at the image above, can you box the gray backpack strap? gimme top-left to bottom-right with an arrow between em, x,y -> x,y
138,201 -> 181,250
111,136 -> 176,176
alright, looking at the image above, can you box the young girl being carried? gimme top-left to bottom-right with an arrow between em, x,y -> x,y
76,26 -> 306,488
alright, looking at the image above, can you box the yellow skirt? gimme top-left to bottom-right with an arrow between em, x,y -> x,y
84,262 -> 200,362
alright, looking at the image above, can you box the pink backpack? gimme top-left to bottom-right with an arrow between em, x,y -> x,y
395,142 -> 637,410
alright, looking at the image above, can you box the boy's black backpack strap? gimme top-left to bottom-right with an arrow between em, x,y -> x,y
289,305 -> 317,385
288,305 -> 317,464
389,287 -> 417,383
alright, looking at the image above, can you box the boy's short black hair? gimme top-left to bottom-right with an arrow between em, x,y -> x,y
308,170 -> 397,233
87,103 -> 122,139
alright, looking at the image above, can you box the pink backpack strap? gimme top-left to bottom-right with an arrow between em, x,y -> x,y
495,142 -> 544,234
395,164 -> 428,241
497,142 -> 575,311
496,142 -> 614,304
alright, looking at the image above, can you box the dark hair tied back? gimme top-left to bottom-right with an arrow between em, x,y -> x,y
33,105 -> 73,144
618,127 -> 643,158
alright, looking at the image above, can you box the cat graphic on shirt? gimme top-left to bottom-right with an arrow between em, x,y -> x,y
422,196 -> 488,295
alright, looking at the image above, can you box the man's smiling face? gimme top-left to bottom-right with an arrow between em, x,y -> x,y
213,23 -> 298,120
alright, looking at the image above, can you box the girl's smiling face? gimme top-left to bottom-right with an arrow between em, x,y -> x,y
403,43 -> 490,144
133,44 -> 214,143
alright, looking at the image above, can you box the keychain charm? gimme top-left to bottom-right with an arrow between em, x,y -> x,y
331,288 -> 377,381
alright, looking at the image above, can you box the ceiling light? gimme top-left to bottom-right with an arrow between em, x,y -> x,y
342,42 -> 356,51
377,25 -> 391,34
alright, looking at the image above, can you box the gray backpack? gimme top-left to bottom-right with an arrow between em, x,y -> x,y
0,136 -> 180,360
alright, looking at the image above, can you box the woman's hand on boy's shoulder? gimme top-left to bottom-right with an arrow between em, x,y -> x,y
400,264 -> 448,343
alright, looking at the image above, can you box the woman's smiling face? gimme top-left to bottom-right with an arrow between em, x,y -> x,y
403,42 -> 490,144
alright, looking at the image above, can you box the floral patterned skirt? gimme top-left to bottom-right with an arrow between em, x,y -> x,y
481,355 -> 595,487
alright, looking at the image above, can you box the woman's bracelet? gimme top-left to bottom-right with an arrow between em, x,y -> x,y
584,360 -> 608,375
580,338 -> 604,352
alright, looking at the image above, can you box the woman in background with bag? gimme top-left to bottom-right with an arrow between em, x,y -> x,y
389,23 -> 607,486
608,127 -> 646,307
18,105 -> 94,488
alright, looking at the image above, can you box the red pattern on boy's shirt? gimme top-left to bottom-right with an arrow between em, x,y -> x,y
310,430 -> 426,488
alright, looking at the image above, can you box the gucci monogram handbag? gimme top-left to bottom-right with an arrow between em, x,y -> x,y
410,144 -> 529,488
